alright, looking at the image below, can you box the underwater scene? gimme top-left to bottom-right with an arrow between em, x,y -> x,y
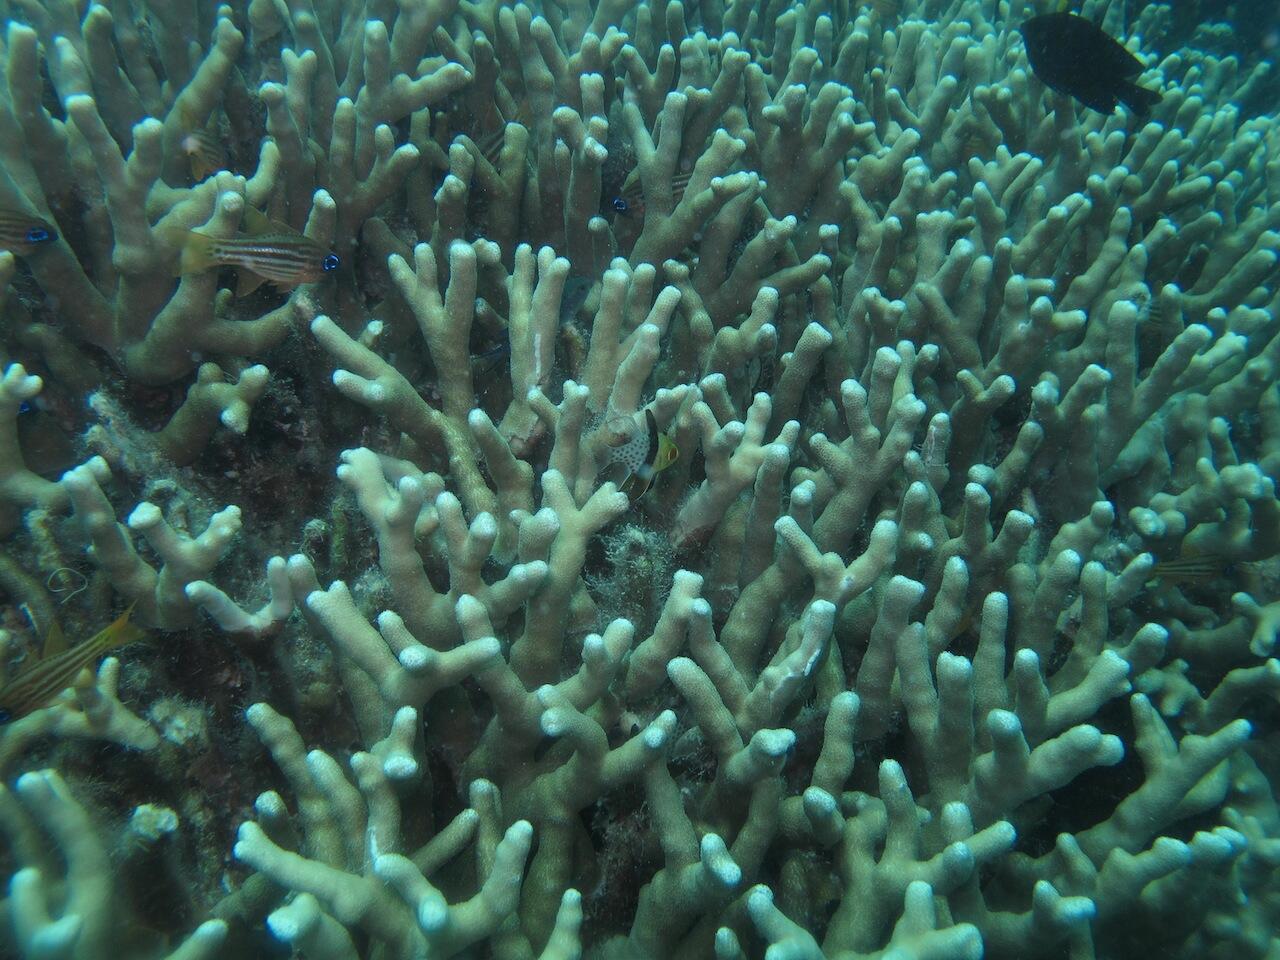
0,0 -> 1279,957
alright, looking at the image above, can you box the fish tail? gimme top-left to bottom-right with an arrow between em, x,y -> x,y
98,605 -> 146,655
1120,81 -> 1161,117
176,230 -> 219,276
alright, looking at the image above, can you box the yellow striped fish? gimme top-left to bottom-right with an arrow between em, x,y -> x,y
0,210 -> 58,253
0,605 -> 145,724
173,206 -> 340,295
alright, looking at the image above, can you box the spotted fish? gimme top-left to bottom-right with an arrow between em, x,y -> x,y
600,409 -> 679,502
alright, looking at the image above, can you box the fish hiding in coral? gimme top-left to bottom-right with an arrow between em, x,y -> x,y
599,409 -> 679,502
1150,553 -> 1232,583
864,0 -> 901,21
180,127 -> 229,182
0,210 -> 58,253
0,605 -> 145,723
172,206 -> 340,295
470,275 -> 595,368
1021,12 -> 1162,115
610,170 -> 693,217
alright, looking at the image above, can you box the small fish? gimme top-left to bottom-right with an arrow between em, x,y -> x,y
473,128 -> 507,167
560,274 -> 594,326
0,211 -> 58,253
173,206 -> 339,295
1021,12 -> 1161,115
471,336 -> 511,365
181,128 -> 228,181
864,0 -> 900,20
470,276 -> 594,367
1150,553 -> 1230,583
601,409 -> 679,502
0,605 -> 145,724
610,171 -> 693,218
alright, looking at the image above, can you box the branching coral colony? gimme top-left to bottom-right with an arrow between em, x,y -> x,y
0,0 -> 1279,956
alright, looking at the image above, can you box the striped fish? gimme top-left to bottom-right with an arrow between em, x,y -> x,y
0,606 -> 145,724
173,207 -> 340,295
610,170 -> 693,217
473,128 -> 507,167
0,210 -> 58,253
181,128 -> 228,181
1151,553 -> 1229,583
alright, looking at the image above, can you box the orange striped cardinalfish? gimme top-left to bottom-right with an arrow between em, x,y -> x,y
0,210 -> 58,253
610,170 -> 693,217
0,605 -> 145,724
600,408 -> 679,502
172,205 -> 340,296
180,127 -> 228,181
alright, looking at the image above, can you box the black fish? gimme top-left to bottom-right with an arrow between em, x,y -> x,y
1021,13 -> 1161,115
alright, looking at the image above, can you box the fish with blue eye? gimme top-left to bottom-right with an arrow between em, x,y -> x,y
0,211 -> 58,254
608,171 -> 693,219
168,205 -> 340,296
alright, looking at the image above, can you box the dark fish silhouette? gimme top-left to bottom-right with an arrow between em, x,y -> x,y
1021,12 -> 1161,115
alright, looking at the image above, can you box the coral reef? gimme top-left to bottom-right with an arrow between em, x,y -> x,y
1,0 -> 1279,957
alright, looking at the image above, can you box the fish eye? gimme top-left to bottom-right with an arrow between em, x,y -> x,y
0,707 -> 11,725
25,227 -> 52,244
611,197 -> 628,213
321,253 -> 340,272
17,401 -> 31,414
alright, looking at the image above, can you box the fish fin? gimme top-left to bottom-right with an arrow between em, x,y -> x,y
176,230 -> 218,276
100,603 -> 147,654
240,205 -> 275,236
1119,81 -> 1161,117
189,156 -> 214,181
235,269 -> 266,296
620,471 -> 653,502
42,620 -> 67,660
242,205 -> 294,237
